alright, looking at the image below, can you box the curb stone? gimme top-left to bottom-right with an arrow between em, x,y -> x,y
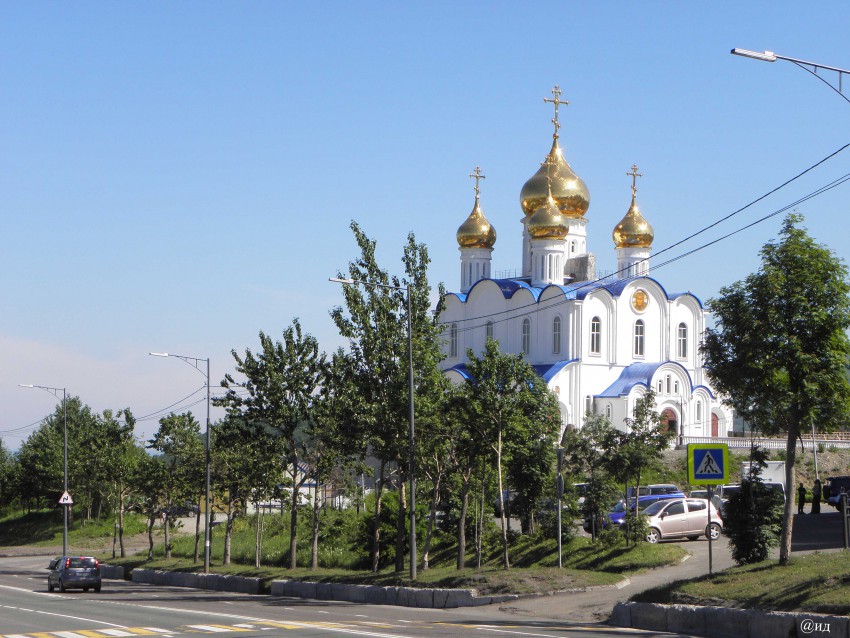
611,602 -> 850,638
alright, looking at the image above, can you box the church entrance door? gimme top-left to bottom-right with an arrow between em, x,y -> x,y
711,413 -> 719,437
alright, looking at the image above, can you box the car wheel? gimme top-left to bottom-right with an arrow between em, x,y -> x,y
94,584 -> 101,593
687,535 -> 699,541
706,523 -> 721,541
646,528 -> 661,544
59,579 -> 66,592
48,580 -> 54,592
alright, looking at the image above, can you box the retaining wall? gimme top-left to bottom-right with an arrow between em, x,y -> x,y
132,568 -> 262,594
100,564 -> 124,580
611,602 -> 848,638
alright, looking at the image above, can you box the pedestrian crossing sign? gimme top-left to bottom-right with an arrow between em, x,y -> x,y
688,444 -> 729,485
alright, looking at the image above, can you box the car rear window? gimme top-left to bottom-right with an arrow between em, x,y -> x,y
69,557 -> 97,568
687,499 -> 707,511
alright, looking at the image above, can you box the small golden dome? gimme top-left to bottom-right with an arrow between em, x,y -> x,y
527,196 -> 568,240
520,138 -> 590,219
457,199 -> 496,249
613,195 -> 654,249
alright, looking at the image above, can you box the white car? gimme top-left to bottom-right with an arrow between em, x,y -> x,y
642,498 -> 723,544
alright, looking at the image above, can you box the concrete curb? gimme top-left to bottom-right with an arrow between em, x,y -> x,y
132,568 -> 262,595
611,601 -> 849,638
100,564 -> 124,580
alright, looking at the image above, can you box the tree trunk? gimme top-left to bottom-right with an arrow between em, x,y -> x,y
371,461 -> 386,572
255,503 -> 262,569
289,473 -> 299,569
496,429 -> 510,569
164,513 -> 171,559
780,423 -> 799,565
112,512 -> 117,560
395,478 -> 406,573
311,487 -> 321,570
118,492 -> 125,558
456,477 -> 470,570
147,516 -> 155,561
423,475 -> 441,571
223,500 -> 235,565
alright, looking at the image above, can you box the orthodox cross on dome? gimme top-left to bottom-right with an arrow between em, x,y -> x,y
627,163 -> 643,198
543,84 -> 569,139
469,166 -> 486,201
541,155 -> 555,197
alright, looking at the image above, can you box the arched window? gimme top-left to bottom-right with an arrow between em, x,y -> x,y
677,322 -> 688,358
657,380 -> 663,393
585,395 -> 593,415
570,240 -> 576,255
553,316 -> 561,354
590,317 -> 602,355
521,318 -> 531,355
674,380 -> 680,394
450,323 -> 458,358
485,321 -> 494,341
605,403 -> 612,419
666,375 -> 671,394
696,401 -> 703,426
634,319 -> 645,357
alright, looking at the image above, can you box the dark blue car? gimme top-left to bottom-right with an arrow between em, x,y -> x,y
607,493 -> 685,528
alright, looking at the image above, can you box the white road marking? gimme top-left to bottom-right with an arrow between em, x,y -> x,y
187,625 -> 237,632
54,632 -> 89,638
481,629 -> 578,637
99,631 -> 136,637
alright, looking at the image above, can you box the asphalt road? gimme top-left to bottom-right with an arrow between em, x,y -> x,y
0,555 -> 700,638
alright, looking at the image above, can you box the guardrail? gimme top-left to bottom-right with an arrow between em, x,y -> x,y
678,436 -> 850,450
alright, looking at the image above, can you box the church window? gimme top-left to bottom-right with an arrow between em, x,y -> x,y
485,321 -> 494,341
677,322 -> 688,358
590,317 -> 601,354
634,320 -> 645,357
674,380 -> 680,394
570,240 -> 576,255
696,401 -> 703,426
657,380 -> 663,393
666,375 -> 672,394
585,395 -> 593,415
553,316 -> 561,354
605,403 -> 612,419
450,323 -> 458,358
521,318 -> 531,355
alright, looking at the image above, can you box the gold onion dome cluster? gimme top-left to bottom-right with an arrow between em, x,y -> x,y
520,138 -> 590,219
612,195 -> 654,249
456,199 -> 496,249
527,195 -> 568,240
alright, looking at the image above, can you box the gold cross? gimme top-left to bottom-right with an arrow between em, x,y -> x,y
627,164 -> 643,198
541,155 -> 555,195
469,166 -> 486,200
543,84 -> 569,138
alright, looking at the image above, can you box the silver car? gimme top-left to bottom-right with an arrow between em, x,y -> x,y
47,556 -> 102,592
643,498 -> 722,543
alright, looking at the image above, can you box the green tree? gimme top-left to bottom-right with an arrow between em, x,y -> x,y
702,213 -> 850,564
97,408 -> 141,558
131,451 -> 169,561
0,439 -> 16,513
216,318 -> 327,569
461,339 -> 561,569
330,221 -> 447,573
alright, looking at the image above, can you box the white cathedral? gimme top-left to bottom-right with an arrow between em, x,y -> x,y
438,86 -> 732,442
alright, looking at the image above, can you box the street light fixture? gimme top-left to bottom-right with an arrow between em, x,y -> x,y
20,384 -> 68,555
731,48 -> 850,105
150,352 -> 212,574
330,276 -> 417,581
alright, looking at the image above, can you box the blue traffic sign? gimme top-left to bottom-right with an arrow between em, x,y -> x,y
688,444 -> 729,485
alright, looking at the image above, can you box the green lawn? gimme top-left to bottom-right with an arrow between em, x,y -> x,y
632,550 -> 850,615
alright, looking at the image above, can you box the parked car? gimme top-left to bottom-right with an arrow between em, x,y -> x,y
607,493 -> 683,528
642,498 -> 723,543
47,556 -> 101,592
647,484 -> 684,495
572,482 -> 590,505
825,476 -> 850,508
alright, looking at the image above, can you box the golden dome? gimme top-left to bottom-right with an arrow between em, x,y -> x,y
457,199 -> 496,249
527,196 -> 568,240
520,138 -> 590,219
613,195 -> 654,249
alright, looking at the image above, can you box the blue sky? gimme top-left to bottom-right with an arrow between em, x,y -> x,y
3,3 -> 850,449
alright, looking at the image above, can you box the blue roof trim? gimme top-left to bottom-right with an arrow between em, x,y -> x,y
693,384 -> 717,400
597,361 -> 696,398
669,291 -> 705,309
445,359 -> 577,384
445,363 -> 472,380
445,291 -> 468,303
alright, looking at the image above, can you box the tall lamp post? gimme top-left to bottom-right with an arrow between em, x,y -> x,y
330,276 -> 417,581
731,48 -> 850,105
150,352 -> 212,574
20,384 -> 68,555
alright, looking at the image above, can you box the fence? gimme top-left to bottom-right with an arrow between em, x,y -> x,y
679,435 -> 850,451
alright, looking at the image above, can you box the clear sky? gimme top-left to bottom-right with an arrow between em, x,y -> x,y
3,2 -> 850,450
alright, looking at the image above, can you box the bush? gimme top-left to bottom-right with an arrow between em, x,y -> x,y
535,509 -> 577,546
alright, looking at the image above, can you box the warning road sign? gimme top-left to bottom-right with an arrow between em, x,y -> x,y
688,444 -> 729,485
59,491 -> 73,505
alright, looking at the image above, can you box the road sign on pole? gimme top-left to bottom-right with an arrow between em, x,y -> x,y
688,443 -> 729,485
59,491 -> 73,505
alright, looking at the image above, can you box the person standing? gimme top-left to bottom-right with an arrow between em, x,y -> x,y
812,479 -> 822,515
797,483 -> 807,514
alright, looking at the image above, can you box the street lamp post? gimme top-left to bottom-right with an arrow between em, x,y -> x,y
150,352 -> 212,574
731,48 -> 850,105
330,276 -> 417,581
20,384 -> 68,555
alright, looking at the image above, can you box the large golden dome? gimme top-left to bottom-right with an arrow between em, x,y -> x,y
527,196 -> 568,240
520,138 -> 590,219
457,199 -> 496,249
613,195 -> 654,249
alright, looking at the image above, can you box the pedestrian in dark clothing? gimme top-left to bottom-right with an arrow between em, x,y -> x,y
797,483 -> 806,514
812,479 -> 822,515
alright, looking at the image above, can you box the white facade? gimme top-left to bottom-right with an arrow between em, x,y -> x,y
440,105 -> 732,442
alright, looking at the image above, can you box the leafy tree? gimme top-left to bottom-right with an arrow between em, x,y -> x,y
131,452 -> 169,560
97,408 -> 141,558
330,221 -> 447,573
0,439 -> 16,513
216,318 -> 327,569
461,339 -> 562,569
702,213 -> 850,564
